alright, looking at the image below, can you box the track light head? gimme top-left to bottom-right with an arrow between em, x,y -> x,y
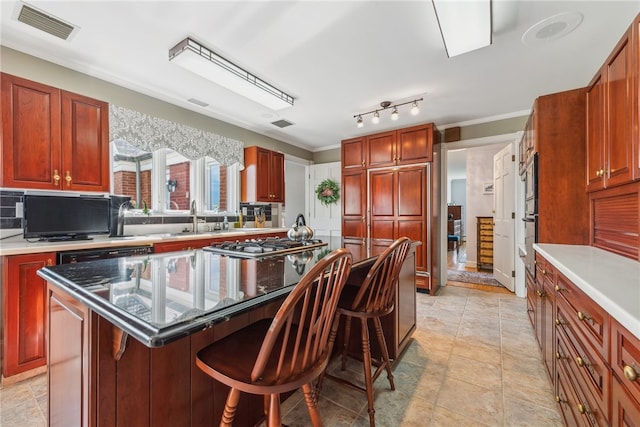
410,101 -> 420,115
391,107 -> 399,120
356,115 -> 364,128
372,111 -> 380,124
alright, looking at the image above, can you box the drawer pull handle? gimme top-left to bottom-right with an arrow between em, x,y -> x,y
53,169 -> 60,185
555,318 -> 566,327
555,351 -> 568,361
577,403 -> 588,414
65,170 -> 72,186
555,284 -> 566,293
623,365 -> 638,382
577,311 -> 592,322
536,290 -> 545,298
555,395 -> 567,404
575,356 -> 589,368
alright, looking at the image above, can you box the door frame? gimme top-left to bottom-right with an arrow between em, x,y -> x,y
440,132 -> 526,297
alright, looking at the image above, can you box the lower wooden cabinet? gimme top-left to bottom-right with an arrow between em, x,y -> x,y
532,251 -> 640,427
2,252 -> 55,378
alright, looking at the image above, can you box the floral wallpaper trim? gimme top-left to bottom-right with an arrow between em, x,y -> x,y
109,105 -> 244,166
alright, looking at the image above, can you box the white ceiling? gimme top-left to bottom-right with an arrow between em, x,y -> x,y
1,1 -> 638,153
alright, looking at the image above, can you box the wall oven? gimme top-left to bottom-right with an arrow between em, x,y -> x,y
522,154 -> 538,277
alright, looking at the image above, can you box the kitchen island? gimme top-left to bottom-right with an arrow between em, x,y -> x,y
38,237 -> 418,427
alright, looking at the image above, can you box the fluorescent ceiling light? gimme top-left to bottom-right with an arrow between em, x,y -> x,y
432,0 -> 492,57
169,38 -> 294,111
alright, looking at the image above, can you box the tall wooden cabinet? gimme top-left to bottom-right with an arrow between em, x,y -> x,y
241,146 -> 285,203
341,123 -> 440,294
476,217 -> 493,270
522,88 -> 590,246
2,252 -> 56,378
1,73 -> 110,192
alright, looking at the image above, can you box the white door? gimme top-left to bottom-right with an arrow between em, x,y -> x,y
307,162 -> 341,237
493,144 -> 515,291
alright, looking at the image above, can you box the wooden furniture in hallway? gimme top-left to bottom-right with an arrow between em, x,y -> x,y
476,216 -> 493,270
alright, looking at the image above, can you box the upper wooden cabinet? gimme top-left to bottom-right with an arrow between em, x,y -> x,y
341,136 -> 366,170
1,73 -> 110,192
241,146 -> 285,203
586,20 -> 638,192
366,124 -> 434,168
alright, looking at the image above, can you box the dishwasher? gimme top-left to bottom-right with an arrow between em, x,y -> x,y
57,245 -> 153,264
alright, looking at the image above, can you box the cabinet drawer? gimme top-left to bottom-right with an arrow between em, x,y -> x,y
556,312 -> 609,423
612,374 -> 640,426
611,319 -> 640,403
479,224 -> 493,231
479,256 -> 493,264
556,352 -> 608,427
479,249 -> 493,257
479,231 -> 493,239
479,241 -> 493,249
555,272 -> 609,360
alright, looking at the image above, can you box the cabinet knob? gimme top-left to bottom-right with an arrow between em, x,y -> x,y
65,171 -> 72,186
53,169 -> 60,185
577,311 -> 592,322
555,395 -> 567,404
555,284 -> 566,292
577,403 -> 589,415
575,356 -> 586,367
624,364 -> 639,382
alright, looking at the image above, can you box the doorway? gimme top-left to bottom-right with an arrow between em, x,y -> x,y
441,133 -> 524,296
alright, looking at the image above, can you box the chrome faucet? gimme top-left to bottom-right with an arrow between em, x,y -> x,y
190,200 -> 198,234
116,201 -> 133,237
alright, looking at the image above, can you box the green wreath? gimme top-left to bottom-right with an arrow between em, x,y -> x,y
315,178 -> 340,206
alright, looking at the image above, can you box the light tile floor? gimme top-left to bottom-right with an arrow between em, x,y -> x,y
0,285 -> 564,427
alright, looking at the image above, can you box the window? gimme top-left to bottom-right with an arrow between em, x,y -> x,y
112,142 -> 238,215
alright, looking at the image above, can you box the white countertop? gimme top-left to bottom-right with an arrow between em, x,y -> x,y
0,228 -> 290,256
534,243 -> 640,339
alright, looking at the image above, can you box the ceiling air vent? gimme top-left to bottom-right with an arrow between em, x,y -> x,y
17,4 -> 76,40
187,98 -> 209,107
271,119 -> 294,129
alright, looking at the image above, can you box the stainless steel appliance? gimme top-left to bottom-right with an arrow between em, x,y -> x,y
204,237 -> 326,258
522,154 -> 538,277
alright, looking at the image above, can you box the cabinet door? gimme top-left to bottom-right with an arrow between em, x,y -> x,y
255,147 -> 271,202
367,131 -> 396,168
269,150 -> 285,202
612,376 -> 640,427
341,170 -> 367,238
369,169 -> 396,239
396,124 -> 432,165
605,30 -> 636,188
341,137 -> 366,170
61,91 -> 110,192
586,72 -> 605,191
2,252 -> 56,377
1,73 -> 62,189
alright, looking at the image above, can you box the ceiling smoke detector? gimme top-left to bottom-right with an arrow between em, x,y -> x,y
521,12 -> 583,46
16,3 -> 78,40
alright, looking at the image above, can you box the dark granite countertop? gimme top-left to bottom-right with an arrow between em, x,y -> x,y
38,237 -> 402,348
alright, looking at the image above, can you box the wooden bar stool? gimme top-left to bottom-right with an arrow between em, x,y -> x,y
320,237 -> 411,427
196,248 -> 352,427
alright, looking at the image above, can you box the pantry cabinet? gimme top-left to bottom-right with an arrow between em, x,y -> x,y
2,252 -> 56,378
586,21 -> 637,192
1,73 -> 109,192
341,122 -> 440,293
241,146 -> 285,203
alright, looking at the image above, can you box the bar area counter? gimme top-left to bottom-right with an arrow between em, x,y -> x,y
38,237 -> 417,427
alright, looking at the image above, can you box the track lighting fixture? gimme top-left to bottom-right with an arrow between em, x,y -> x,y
354,98 -> 423,128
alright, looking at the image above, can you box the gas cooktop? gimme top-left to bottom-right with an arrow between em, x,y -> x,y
203,237 -> 327,258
